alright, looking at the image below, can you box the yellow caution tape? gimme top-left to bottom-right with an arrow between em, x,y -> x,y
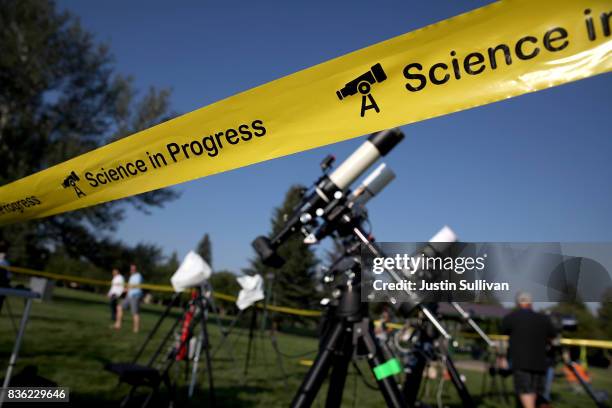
387,322 -> 404,330
5,265 -> 175,292
6,265 -> 612,348
257,303 -> 321,317
4,265 -> 321,317
7,265 -> 116,288
0,0 -> 610,224
461,332 -> 612,350
559,338 -> 612,349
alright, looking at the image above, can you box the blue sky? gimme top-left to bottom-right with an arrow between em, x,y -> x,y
58,0 -> 612,274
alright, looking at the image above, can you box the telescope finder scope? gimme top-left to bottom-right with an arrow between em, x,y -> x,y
349,163 -> 395,208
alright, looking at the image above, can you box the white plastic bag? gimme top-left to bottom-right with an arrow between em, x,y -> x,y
171,251 -> 212,292
235,274 -> 265,310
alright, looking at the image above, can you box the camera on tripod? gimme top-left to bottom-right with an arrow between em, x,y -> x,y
252,128 -> 405,267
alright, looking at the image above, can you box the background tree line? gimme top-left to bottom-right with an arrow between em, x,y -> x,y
1,0 -> 176,274
1,1 -> 608,337
0,1 -> 321,313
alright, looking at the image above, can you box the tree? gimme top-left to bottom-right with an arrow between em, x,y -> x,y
46,248 -> 106,285
244,185 -> 319,312
0,0 -> 178,268
209,270 -> 240,297
598,288 -> 612,339
550,296 -> 602,340
196,233 -> 212,268
146,250 -> 180,284
209,270 -> 240,315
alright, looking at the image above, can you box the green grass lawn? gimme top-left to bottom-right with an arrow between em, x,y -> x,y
0,288 -> 610,407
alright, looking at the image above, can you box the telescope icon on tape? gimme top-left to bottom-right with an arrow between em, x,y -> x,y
61,170 -> 86,199
336,63 -> 387,118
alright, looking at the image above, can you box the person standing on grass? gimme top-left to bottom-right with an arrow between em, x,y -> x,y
502,292 -> 557,408
114,264 -> 143,333
107,268 -> 124,323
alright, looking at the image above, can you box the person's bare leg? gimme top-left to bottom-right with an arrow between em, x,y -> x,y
114,305 -> 123,329
133,314 -> 140,333
519,393 -> 536,408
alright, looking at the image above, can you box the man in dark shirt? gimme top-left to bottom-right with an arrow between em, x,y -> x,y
502,292 -> 556,408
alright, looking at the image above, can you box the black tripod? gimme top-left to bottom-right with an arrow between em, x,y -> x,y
351,223 -> 489,407
107,286 -> 215,407
291,255 -> 405,408
243,274 -> 288,386
480,347 -> 511,403
401,304 -> 475,408
564,359 -> 609,408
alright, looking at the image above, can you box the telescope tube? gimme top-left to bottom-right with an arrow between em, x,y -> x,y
302,163 -> 396,245
327,129 -> 403,191
349,163 -> 396,208
253,128 -> 404,266
356,225 -> 457,328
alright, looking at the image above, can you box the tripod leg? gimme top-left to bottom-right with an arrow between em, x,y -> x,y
291,322 -> 344,408
205,282 -> 229,337
134,292 -> 180,364
565,361 -> 608,408
244,308 -> 257,376
324,333 -> 352,408
187,333 -> 202,397
146,311 -> 183,367
212,309 -> 243,358
357,320 -> 405,408
444,353 -> 475,408
162,371 -> 175,408
120,386 -> 137,408
403,347 -> 427,406
270,331 -> 289,388
480,361 -> 487,397
1,298 -> 33,398
260,275 -> 274,366
200,300 -> 216,407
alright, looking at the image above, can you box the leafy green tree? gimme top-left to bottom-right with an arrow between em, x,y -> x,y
598,288 -> 612,339
0,0 -> 178,268
146,249 -> 180,284
209,270 -> 240,315
550,296 -> 602,340
244,185 -> 319,312
209,270 -> 240,297
196,233 -> 212,268
46,249 -> 106,282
